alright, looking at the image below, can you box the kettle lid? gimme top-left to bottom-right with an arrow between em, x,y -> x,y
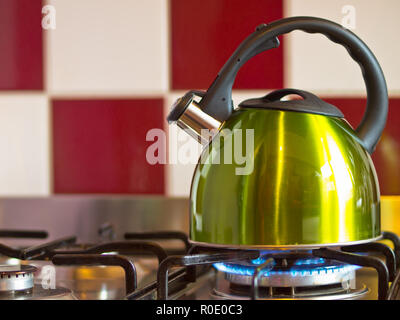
239,88 -> 344,118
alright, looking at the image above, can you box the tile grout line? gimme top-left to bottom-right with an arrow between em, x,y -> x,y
42,0 -> 54,196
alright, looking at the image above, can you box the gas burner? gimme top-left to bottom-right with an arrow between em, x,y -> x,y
214,252 -> 358,287
0,264 -> 74,300
212,279 -> 369,300
0,264 -> 36,293
212,252 -> 369,300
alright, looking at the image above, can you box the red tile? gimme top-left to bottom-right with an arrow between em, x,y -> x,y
170,0 -> 283,90
52,99 -> 165,194
0,0 -> 43,90
323,97 -> 400,195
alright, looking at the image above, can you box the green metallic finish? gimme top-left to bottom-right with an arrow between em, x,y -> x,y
190,108 -> 380,247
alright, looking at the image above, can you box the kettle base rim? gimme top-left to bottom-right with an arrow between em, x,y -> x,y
189,235 -> 382,250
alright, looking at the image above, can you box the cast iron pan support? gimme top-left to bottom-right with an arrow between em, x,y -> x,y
52,254 -> 137,295
156,251 -> 259,300
312,248 -> 389,300
251,258 -> 275,300
382,231 -> 400,268
45,241 -> 168,265
23,236 -> 77,260
0,236 -> 77,260
184,245 -> 239,282
388,270 -> 400,300
125,231 -> 191,252
0,230 -> 48,239
341,242 -> 396,281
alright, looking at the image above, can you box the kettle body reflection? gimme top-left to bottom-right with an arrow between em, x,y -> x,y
168,17 -> 387,248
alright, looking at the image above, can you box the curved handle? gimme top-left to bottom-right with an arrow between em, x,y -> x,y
200,16 -> 388,153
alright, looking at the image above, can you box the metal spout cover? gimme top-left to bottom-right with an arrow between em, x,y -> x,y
167,92 -> 221,145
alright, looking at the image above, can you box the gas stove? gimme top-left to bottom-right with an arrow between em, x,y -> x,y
0,228 -> 398,300
127,231 -> 400,300
0,197 -> 398,301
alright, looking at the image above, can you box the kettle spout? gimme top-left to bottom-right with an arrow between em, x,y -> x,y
167,91 -> 221,145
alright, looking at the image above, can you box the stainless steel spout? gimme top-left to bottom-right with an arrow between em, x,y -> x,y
168,92 -> 221,145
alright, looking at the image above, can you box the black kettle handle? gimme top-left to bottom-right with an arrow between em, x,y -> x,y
199,16 -> 388,153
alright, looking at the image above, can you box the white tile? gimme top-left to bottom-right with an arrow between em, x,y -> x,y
285,0 -> 400,92
46,0 -> 168,95
0,94 -> 50,196
165,93 -> 201,197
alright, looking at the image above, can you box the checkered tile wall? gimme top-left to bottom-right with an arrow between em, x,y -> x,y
0,0 -> 399,196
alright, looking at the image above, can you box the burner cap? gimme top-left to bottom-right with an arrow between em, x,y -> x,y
0,265 -> 37,292
0,265 -> 21,272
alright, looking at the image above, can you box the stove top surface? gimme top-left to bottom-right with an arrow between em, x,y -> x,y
0,229 -> 398,300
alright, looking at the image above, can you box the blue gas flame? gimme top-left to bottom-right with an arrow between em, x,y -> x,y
213,256 -> 359,277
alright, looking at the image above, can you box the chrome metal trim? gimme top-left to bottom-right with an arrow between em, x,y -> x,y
0,265 -> 36,292
0,284 -> 76,300
176,100 -> 221,145
189,235 -> 382,250
225,268 -> 356,288
211,285 -> 369,300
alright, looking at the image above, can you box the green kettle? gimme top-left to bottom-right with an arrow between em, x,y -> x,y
167,17 -> 388,249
